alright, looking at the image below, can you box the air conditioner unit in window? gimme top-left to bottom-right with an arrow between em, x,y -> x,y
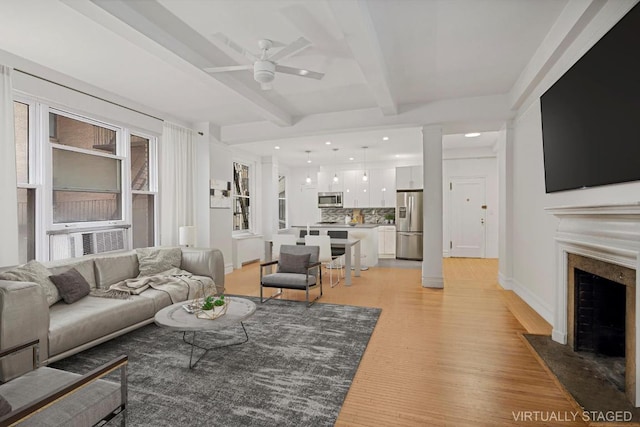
50,229 -> 127,260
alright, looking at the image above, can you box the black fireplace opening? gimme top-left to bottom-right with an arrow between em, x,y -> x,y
574,268 -> 625,357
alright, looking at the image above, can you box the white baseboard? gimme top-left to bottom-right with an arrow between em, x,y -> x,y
442,250 -> 450,258
422,275 -> 444,288
552,329 -> 567,344
224,262 -> 234,275
510,278 -> 554,325
497,272 -> 512,290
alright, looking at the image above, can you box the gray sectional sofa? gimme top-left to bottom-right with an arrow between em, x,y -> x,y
0,247 -> 224,382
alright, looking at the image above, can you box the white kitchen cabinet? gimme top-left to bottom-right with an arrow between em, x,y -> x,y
369,168 -> 396,207
318,170 -> 343,193
396,166 -> 423,190
317,171 -> 330,193
343,170 -> 369,208
378,225 -> 396,258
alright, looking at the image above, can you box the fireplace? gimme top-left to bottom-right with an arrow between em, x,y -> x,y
574,268 -> 626,356
547,203 -> 640,406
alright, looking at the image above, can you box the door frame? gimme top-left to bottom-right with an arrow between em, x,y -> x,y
447,175 -> 487,258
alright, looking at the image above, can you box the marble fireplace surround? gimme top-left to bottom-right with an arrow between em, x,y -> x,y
547,203 -> 640,406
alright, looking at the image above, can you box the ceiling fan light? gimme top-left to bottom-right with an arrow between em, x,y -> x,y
254,60 -> 275,83
299,69 -> 309,76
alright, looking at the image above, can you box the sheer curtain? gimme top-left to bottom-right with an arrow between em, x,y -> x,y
0,65 -> 19,266
159,122 -> 196,246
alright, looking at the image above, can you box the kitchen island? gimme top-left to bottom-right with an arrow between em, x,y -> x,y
292,224 -> 379,267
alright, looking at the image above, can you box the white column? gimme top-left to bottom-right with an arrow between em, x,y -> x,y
207,126 -> 234,274
422,125 -> 443,288
497,122 -> 514,289
261,156 -> 279,242
0,65 -> 19,267
193,122 -> 214,249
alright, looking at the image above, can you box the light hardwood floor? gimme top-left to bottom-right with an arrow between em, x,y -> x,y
225,258 -> 585,426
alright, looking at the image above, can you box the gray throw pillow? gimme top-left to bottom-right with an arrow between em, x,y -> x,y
278,252 -> 311,274
0,394 -> 11,417
136,247 -> 182,277
49,268 -> 91,304
0,260 -> 60,306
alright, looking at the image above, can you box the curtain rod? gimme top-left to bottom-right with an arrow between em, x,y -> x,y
15,68 -> 164,122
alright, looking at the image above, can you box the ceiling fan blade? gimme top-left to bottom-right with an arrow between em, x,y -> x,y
211,32 -> 257,62
260,82 -> 273,91
275,65 -> 324,80
203,65 -> 253,73
269,37 -> 311,62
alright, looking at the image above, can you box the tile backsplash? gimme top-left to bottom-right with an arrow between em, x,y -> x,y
320,207 -> 395,224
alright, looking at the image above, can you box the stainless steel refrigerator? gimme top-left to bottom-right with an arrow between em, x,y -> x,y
396,190 -> 423,260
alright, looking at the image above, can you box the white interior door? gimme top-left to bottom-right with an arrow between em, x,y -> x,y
449,177 -> 486,258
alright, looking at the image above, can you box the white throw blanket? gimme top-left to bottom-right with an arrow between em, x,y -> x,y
91,268 -> 215,303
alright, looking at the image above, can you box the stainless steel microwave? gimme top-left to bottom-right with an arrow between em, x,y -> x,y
318,192 -> 343,208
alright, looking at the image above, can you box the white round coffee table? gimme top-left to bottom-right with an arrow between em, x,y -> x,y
155,297 -> 256,368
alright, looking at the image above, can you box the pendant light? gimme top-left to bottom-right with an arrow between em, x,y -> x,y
305,150 -> 312,183
332,148 -> 339,183
362,146 -> 369,182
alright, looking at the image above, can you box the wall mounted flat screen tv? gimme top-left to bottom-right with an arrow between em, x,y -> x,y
540,2 -> 640,193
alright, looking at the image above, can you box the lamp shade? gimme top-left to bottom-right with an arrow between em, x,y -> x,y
179,226 -> 196,247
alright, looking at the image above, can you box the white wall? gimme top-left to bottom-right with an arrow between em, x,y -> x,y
443,151 -> 498,258
507,1 -> 640,323
208,139 -> 234,274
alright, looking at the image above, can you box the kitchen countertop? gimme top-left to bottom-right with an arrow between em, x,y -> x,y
292,224 -> 383,229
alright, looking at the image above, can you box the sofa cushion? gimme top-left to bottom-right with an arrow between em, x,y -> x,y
136,247 -> 182,277
48,296 -> 154,356
0,394 -> 11,417
94,254 -> 139,289
47,259 -> 97,290
0,367 -> 120,427
49,268 -> 90,304
277,252 -> 311,274
0,260 -> 60,306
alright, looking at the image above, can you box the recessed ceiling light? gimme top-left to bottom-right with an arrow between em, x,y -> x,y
464,132 -> 481,138
325,141 -> 331,145
307,159 -> 312,163
382,136 -> 389,141
349,157 -> 354,161
274,146 -> 280,150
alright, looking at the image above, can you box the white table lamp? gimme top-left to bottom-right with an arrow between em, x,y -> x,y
179,226 -> 196,247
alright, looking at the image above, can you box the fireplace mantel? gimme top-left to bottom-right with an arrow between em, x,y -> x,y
547,202 -> 640,406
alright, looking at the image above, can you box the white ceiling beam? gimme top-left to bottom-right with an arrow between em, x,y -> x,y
508,0 -> 609,111
73,0 -> 292,127
221,94 -> 512,144
327,0 -> 397,116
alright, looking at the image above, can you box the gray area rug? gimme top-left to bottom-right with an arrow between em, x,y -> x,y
51,297 -> 380,426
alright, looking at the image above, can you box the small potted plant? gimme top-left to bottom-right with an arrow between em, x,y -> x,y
197,294 -> 227,319
384,214 -> 395,224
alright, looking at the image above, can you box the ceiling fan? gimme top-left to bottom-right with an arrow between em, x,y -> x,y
204,34 -> 325,90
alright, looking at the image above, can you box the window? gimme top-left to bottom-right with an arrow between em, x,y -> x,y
50,112 -> 122,224
12,96 -> 159,261
14,101 -> 35,263
233,162 -> 251,231
130,133 -> 156,248
278,175 -> 286,229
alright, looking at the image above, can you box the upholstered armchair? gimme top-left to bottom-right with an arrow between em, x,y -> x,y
260,244 -> 322,306
0,339 -> 127,426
